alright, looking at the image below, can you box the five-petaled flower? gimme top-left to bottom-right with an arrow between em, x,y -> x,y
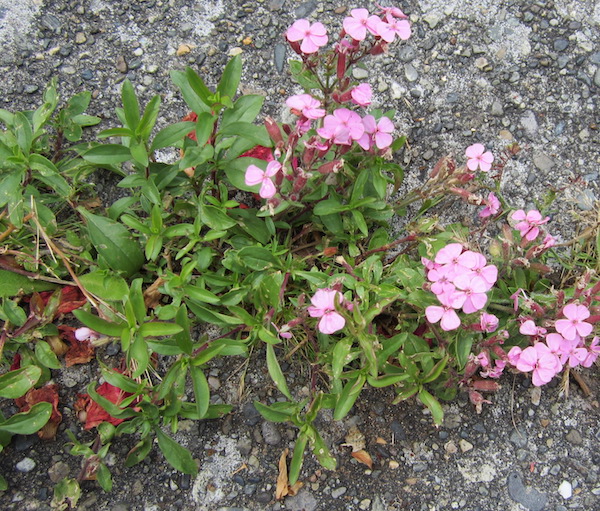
479,192 -> 501,218
308,288 -> 346,334
286,19 -> 328,54
555,303 -> 593,341
511,209 -> 550,241
465,143 -> 494,172
245,160 -> 281,199
286,94 -> 326,119
343,8 -> 382,41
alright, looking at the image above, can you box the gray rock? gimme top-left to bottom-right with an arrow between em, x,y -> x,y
591,52 -> 600,65
422,149 -> 434,161
404,63 -> 418,82
533,152 -> 554,172
285,489 -> 318,511
353,68 -> 369,80
553,39 -> 568,52
398,46 -> 416,63
423,12 -> 443,29
575,190 -> 596,211
566,429 -> 583,445
41,14 -> 61,31
331,487 -> 347,498
594,68 -> 600,88
294,1 -> 317,19
48,461 -> 70,483
491,100 -> 504,116
273,43 -> 286,73
520,110 -> 538,137
507,472 -> 548,511
509,427 -> 527,448
261,421 -> 282,446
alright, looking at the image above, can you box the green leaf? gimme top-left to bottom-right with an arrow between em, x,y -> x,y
35,340 -> 61,369
200,203 -> 237,230
130,140 -> 149,167
137,95 -> 161,140
100,365 -> 142,394
0,366 -> 42,399
221,95 -> 264,127
73,309 -> 125,337
79,271 -> 129,302
125,437 -> 153,467
78,207 -> 144,276
217,55 -> 242,100
138,322 -> 183,337
97,463 -> 113,492
173,305 -> 193,355
289,60 -> 321,90
194,112 -> 215,147
0,402 -> 52,435
0,172 -> 23,209
121,79 -> 140,130
253,401 -> 292,423
190,366 -> 210,419
314,198 -> 347,216
129,278 -> 146,324
186,300 -> 242,326
418,388 -> 444,426
0,269 -> 56,297
185,67 -> 213,106
184,285 -> 220,304
311,429 -> 337,471
367,373 -> 411,388
51,478 -> 81,511
150,121 -> 196,151
82,144 -> 132,165
14,112 -> 33,154
331,338 -> 353,381
237,246 -> 281,271
218,122 -> 271,147
170,70 -> 211,114
130,334 -> 149,378
333,374 -> 365,420
155,427 -> 198,475
266,344 -> 292,400
0,474 -> 7,491
289,433 -> 308,485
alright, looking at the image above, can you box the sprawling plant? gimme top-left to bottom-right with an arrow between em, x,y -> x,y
0,4 -> 597,497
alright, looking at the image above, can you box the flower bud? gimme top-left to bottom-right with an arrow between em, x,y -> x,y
317,159 -> 344,174
471,380 -> 500,392
264,117 -> 283,145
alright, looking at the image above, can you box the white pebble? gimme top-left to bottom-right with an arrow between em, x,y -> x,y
16,457 -> 36,473
558,480 -> 572,499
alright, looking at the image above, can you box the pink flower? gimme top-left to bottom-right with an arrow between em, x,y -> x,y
541,234 -> 556,249
507,346 -> 522,365
555,303 -> 593,341
511,209 -> 550,241
427,264 -> 455,296
245,160 -> 281,198
582,336 -> 600,368
351,83 -> 372,106
286,19 -> 328,54
558,337 -> 588,368
476,351 -> 490,367
359,115 -> 394,150
377,4 -> 408,19
481,359 -> 506,378
479,192 -> 501,218
465,144 -> 494,172
377,14 -> 411,43
286,94 -> 326,119
317,108 -> 365,145
515,343 -> 560,386
519,320 -> 547,337
480,312 -> 499,333
308,288 -> 346,334
343,8 -> 382,41
75,327 -> 100,342
453,273 -> 489,313
425,304 -> 461,331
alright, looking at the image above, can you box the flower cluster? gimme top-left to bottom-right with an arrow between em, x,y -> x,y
423,244 -> 498,331
511,209 -> 550,241
244,8 -> 409,202
508,303 -> 599,386
286,7 -> 410,55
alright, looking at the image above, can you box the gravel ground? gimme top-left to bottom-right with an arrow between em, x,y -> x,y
0,1 -> 599,510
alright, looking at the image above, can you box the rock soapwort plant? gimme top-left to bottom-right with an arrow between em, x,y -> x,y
0,3 -> 598,498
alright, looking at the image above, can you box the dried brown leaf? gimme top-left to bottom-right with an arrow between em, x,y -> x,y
351,449 -> 373,469
275,448 -> 289,500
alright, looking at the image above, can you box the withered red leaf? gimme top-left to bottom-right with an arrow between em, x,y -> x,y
59,325 -> 95,367
15,383 -> 62,440
75,380 -> 132,430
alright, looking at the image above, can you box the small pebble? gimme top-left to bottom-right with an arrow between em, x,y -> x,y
558,480 -> 572,499
16,458 -> 36,473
